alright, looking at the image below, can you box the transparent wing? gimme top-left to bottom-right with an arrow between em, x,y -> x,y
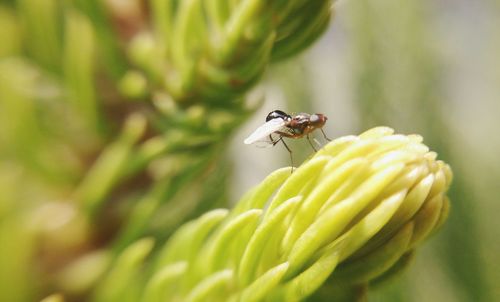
254,133 -> 281,148
244,118 -> 286,145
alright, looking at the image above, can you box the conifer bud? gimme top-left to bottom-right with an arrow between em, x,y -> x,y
146,127 -> 452,301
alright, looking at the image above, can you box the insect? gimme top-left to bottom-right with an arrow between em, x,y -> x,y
244,110 -> 330,169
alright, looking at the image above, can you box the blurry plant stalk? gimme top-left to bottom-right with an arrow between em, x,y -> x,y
128,127 -> 452,302
124,0 -> 334,104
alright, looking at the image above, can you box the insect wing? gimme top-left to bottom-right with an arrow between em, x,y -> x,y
253,133 -> 281,148
244,118 -> 286,144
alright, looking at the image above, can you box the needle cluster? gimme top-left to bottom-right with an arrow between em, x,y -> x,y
104,127 -> 452,302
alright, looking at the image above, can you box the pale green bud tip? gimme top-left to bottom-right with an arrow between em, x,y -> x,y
40,294 -> 64,302
152,127 -> 452,301
118,70 -> 148,99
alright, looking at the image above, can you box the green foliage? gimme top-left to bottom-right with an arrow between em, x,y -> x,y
0,0 -> 464,301
0,0 -> 336,301
88,127 -> 451,302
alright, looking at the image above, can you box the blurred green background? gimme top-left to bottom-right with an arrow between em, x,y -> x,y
0,0 -> 499,301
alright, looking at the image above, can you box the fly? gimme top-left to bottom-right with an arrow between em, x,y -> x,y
244,110 -> 331,169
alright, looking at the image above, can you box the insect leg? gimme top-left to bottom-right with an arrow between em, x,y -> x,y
279,137 -> 294,172
270,134 -> 280,146
321,129 -> 331,141
307,134 -> 318,152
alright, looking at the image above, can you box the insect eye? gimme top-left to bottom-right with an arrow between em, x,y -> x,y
310,114 -> 319,123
